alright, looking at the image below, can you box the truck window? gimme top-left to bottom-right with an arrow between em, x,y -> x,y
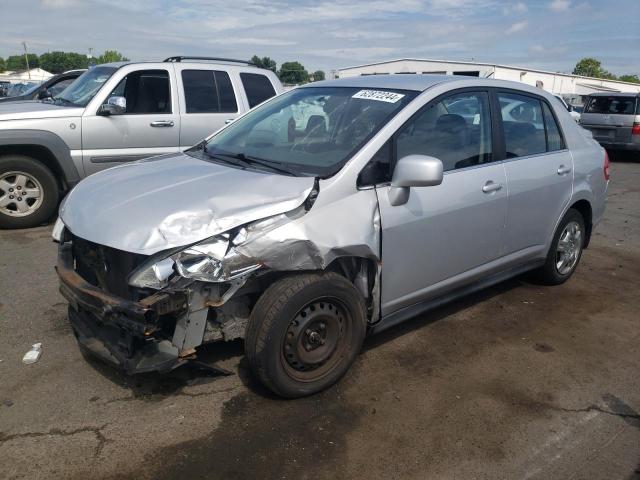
108,69 -> 171,114
584,96 -> 637,115
240,73 -> 276,108
182,70 -> 238,113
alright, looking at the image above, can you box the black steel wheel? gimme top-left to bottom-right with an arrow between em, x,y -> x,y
245,272 -> 366,398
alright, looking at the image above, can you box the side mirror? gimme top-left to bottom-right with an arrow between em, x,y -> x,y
37,89 -> 52,100
388,154 -> 443,206
98,96 -> 126,116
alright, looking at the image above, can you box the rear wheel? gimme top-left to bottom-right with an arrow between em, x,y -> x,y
535,208 -> 585,285
0,155 -> 59,229
245,272 -> 366,398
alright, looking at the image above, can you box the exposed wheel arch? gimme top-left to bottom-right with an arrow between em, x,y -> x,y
570,199 -> 593,248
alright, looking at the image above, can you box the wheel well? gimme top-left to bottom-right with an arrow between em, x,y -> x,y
0,144 -> 67,192
571,200 -> 593,248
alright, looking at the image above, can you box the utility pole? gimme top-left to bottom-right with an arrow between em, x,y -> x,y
22,41 -> 31,79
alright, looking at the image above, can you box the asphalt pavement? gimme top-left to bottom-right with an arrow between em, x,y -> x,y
1,158 -> 639,480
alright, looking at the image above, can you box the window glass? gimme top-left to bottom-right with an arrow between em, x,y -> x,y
584,96 -> 636,115
199,87 -> 416,177
56,66 -> 116,107
543,102 -> 564,152
48,78 -> 75,97
181,70 -> 237,113
182,70 -> 218,113
358,140 -> 393,186
396,91 -> 492,172
108,70 -> 170,114
499,93 -> 545,158
240,73 -> 276,108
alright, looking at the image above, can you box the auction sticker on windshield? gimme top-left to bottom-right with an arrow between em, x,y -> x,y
352,90 -> 405,103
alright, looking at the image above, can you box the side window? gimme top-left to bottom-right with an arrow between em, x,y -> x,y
181,70 -> 238,113
396,91 -> 492,172
358,140 -> 393,186
240,73 -> 276,108
48,78 -> 75,96
542,102 -> 564,152
107,70 -> 171,114
498,92 -> 546,158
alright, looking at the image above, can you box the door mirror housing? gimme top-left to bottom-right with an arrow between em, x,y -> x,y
389,155 -> 444,206
98,96 -> 126,116
37,89 -> 52,100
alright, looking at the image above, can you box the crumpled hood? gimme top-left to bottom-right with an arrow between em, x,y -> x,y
60,153 -> 315,255
0,101 -> 84,121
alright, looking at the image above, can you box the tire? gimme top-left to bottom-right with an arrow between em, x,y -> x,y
0,155 -> 59,229
245,272 -> 367,398
535,208 -> 586,285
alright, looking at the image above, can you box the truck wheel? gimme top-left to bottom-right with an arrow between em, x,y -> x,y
0,155 -> 59,229
535,208 -> 585,285
245,272 -> 366,398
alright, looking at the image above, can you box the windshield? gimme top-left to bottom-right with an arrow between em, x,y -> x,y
55,66 -> 117,107
584,96 -> 638,115
199,87 -> 417,177
22,82 -> 43,96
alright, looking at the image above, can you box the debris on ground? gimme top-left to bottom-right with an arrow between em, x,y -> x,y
22,343 -> 42,364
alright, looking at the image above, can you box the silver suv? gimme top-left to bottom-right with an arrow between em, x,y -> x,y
54,75 -> 608,397
580,92 -> 640,153
0,56 -> 283,228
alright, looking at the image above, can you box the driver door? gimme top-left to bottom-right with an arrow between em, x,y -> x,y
81,68 -> 180,175
376,90 -> 508,316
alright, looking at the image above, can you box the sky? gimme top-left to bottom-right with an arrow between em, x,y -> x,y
1,0 -> 639,76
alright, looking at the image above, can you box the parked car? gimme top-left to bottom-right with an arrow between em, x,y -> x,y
579,93 -> 640,153
554,94 -> 581,122
0,56 -> 283,228
5,82 -> 40,97
53,74 -> 609,397
0,70 -> 85,104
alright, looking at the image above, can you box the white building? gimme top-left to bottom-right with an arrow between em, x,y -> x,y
0,68 -> 53,83
338,58 -> 640,105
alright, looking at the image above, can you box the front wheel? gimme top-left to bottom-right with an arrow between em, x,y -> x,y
245,272 -> 367,398
535,208 -> 585,285
0,155 -> 59,229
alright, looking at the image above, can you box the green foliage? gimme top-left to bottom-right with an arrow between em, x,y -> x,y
279,61 -> 308,84
572,57 -> 616,80
96,50 -> 129,64
6,54 -> 39,71
618,74 -> 640,84
311,70 -> 325,82
39,51 -> 89,74
250,55 -> 277,73
0,57 -> 5,73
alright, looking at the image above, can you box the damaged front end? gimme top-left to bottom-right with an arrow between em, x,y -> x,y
55,179 -> 382,375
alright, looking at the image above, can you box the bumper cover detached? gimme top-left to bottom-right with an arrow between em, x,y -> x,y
56,243 -> 186,374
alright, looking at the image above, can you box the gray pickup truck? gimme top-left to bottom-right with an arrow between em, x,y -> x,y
0,56 -> 283,229
580,92 -> 640,154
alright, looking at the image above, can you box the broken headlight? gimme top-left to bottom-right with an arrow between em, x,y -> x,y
129,234 -> 261,289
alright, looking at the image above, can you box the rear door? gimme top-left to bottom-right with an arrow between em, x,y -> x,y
497,90 -> 573,259
581,95 -> 638,144
82,66 -> 180,175
175,65 -> 242,148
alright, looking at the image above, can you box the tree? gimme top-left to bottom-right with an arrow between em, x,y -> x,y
618,74 -> 640,84
250,55 -> 277,73
279,61 -> 308,84
0,57 -> 5,73
572,57 -> 616,79
39,51 -> 89,74
310,70 -> 325,82
6,54 -> 39,71
96,50 -> 129,64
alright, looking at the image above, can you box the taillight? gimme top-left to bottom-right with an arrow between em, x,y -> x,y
632,123 -> 640,136
604,150 -> 610,181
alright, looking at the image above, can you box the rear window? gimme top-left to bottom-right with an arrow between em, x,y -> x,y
240,73 -> 276,108
584,96 -> 637,115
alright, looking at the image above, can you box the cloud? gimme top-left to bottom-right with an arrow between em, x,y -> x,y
506,20 -> 528,33
549,0 -> 571,11
503,2 -> 527,14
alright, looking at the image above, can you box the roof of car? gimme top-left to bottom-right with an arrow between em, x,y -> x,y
588,92 -> 639,97
302,74 -> 462,92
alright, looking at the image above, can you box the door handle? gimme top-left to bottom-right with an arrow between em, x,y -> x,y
225,119 -> 235,125
482,181 -> 503,193
557,165 -> 572,175
150,120 -> 174,127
